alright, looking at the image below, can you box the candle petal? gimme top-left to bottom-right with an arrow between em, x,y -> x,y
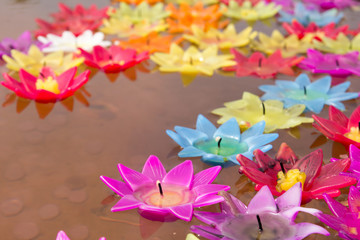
348,186 -> 360,213
243,134 -> 279,152
293,222 -> 330,239
169,204 -> 193,221
179,146 -> 207,158
193,166 -> 222,187
220,194 -> 248,214
193,184 -> 230,197
111,195 -> 142,212
163,160 -> 193,187
166,130 -> 190,148
193,195 -> 225,208
312,115 -> 348,135
323,193 -> 349,218
190,225 -> 224,240
118,164 -> 152,191
141,155 -> 167,181
307,76 -> 331,93
349,145 -> 360,173
247,186 -> 277,214
316,213 -> 343,232
348,106 -> 360,128
282,207 -> 322,222
196,114 -> 217,138
100,175 -> 132,197
56,231 -> 70,240
275,182 -> 302,214
212,118 -> 241,141
174,126 -> 209,145
193,211 -> 229,226
240,121 -> 266,141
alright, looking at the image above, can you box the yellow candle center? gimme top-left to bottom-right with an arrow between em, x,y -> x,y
276,169 -> 306,192
35,76 -> 60,94
345,127 -> 360,142
149,191 -> 183,207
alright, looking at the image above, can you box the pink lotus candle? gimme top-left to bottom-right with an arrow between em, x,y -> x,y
100,155 -> 230,221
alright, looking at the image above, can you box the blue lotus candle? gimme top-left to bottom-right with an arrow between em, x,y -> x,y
166,114 -> 278,167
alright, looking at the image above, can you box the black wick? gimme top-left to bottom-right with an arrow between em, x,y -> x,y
358,121 -> 360,130
9,44 -> 14,50
256,215 -> 263,232
303,86 -> 307,95
156,180 -> 163,196
258,58 -> 262,68
217,137 -> 222,148
262,102 -> 265,115
336,59 -> 339,67
40,72 -> 45,78
280,161 -> 286,174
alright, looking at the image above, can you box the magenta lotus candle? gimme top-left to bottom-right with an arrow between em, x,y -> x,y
100,155 -> 230,222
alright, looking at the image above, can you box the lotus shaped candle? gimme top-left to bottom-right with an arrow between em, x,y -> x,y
165,3 -> 229,34
313,106 -> 360,149
317,186 -> 360,239
183,25 -> 257,50
212,92 -> 313,133
56,231 -> 106,240
108,2 -> 169,24
166,114 -> 278,167
299,49 -> 360,78
2,45 -> 84,76
150,44 -> 235,85
100,17 -> 167,38
278,2 -> 344,27
282,20 -> 349,42
1,66 -> 90,103
220,0 -> 261,6
191,184 -> 329,240
167,0 -> 219,4
303,0 -> 358,10
0,31 -> 45,59
38,30 -> 111,53
259,73 -> 358,114
223,49 -> 303,79
185,234 -> 199,240
113,32 -> 175,54
79,45 -> 149,74
35,3 -> 109,37
313,33 -> 360,54
251,30 -> 313,58
112,0 -> 162,5
237,143 -> 356,203
223,0 -> 282,22
100,155 -> 230,221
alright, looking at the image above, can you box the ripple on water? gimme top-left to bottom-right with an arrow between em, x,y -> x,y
0,198 -> 23,216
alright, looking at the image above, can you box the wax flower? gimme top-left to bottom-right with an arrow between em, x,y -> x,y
313,33 -> 360,54
191,184 -> 329,240
113,32 -> 175,54
220,0 -> 261,6
100,155 -> 230,221
79,45 -> 149,74
259,73 -> 358,114
35,3 -> 109,37
111,0 -> 162,5
166,114 -> 278,167
223,49 -> 304,79
282,20 -> 349,42
108,2 -> 169,24
56,231 -> 106,240
299,49 -> 360,78
250,30 -> 313,58
313,106 -> 360,149
278,2 -> 344,27
165,3 -> 229,34
317,186 -> 360,239
1,67 -> 90,103
212,92 -> 313,133
2,45 -> 84,76
167,0 -> 219,5
185,233 -> 199,240
183,25 -> 257,50
150,44 -> 235,85
100,17 -> 167,38
0,31 -> 45,59
37,30 -> 111,53
223,0 -> 282,22
238,143 -> 356,203
303,0 -> 358,10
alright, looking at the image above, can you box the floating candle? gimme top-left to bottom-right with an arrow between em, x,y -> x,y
313,106 -> 360,149
166,114 -> 278,167
191,184 -> 329,240
259,73 -> 358,114
238,143 -> 356,203
100,155 -> 230,221
56,231 -> 106,240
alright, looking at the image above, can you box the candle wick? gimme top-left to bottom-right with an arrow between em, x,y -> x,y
43,61 -> 46,67
336,59 -> 339,67
303,86 -> 307,95
284,43 -> 287,50
190,57 -> 193,65
358,121 -> 360,131
217,137 -> 222,148
256,215 -> 263,233
156,180 -> 163,196
258,58 -> 262,68
280,161 -> 286,174
9,44 -> 14,50
40,72 -> 45,78
262,102 -> 265,115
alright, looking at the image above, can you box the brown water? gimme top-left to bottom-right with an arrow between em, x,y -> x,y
0,0 -> 359,239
